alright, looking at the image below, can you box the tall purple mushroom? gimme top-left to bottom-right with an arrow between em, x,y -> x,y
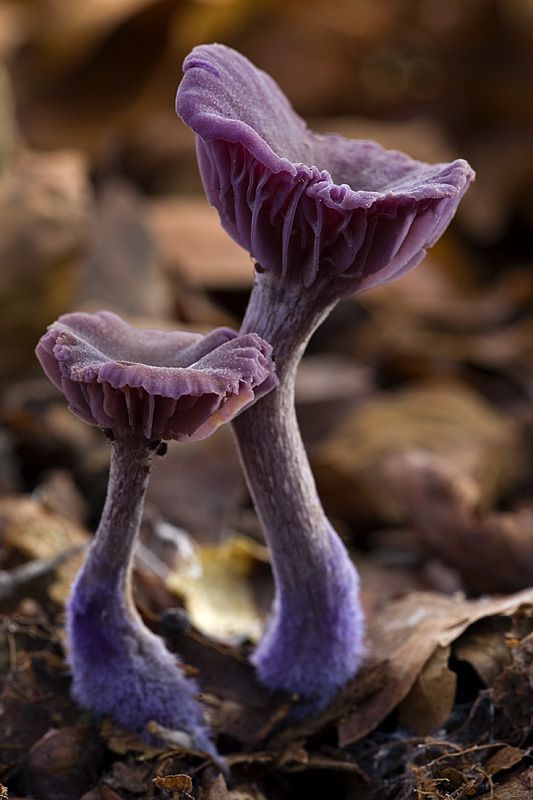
36,310 -> 276,753
176,44 -> 475,711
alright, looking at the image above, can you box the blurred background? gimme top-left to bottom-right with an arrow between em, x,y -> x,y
1,7 -> 533,794
1,0 -> 532,374
0,0 -> 533,614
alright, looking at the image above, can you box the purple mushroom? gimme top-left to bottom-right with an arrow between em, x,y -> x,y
176,44 -> 475,710
36,310 -> 276,753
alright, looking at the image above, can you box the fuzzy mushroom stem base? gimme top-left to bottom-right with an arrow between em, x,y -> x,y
67,435 -> 215,755
233,275 -> 365,710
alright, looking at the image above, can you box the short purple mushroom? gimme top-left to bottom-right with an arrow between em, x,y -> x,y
36,310 -> 276,753
176,44 -> 475,710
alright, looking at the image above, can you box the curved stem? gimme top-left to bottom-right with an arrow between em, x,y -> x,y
67,435 -> 214,753
233,274 -> 364,707
77,436 -> 150,597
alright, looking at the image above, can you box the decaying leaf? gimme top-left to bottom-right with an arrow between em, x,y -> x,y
216,693 -> 296,749
313,383 -> 521,524
100,718 -> 165,761
398,644 -> 457,735
0,546 -> 84,605
0,497 -> 89,605
23,725 -> 102,800
146,427 -> 247,542
478,767 -> 533,799
33,469 -> 88,526
198,770 -> 230,800
360,259 -> 533,334
0,429 -> 19,497
339,589 -> 533,746
106,760 -> 153,795
0,66 -> 16,169
350,261 -> 533,393
410,750 -> 506,800
485,745 -> 525,777
0,643 -> 79,775
7,0 -> 255,152
0,380 -> 105,481
385,450 -> 533,593
0,148 -> 90,379
454,617 -> 512,686
148,198 -> 252,290
153,773 -> 193,795
80,180 -> 172,319
492,612 -> 533,742
167,534 -> 269,644
295,355 -> 371,445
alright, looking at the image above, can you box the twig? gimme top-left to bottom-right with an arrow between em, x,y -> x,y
0,544 -> 86,602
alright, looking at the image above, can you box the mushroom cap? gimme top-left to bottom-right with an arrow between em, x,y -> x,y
36,311 -> 277,441
176,44 -> 475,298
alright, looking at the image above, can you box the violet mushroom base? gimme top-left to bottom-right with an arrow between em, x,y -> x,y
233,295 -> 365,709
68,577 -> 213,749
256,520 -> 364,710
67,437 -> 214,754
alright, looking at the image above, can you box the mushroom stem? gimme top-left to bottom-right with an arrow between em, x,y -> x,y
77,435 -> 151,592
233,274 -> 364,708
67,434 -> 214,753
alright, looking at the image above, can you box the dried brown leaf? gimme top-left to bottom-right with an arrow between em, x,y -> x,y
266,660 -> 389,750
107,761 -> 152,795
0,149 -> 90,379
0,648 -> 78,772
153,773 -> 193,792
385,451 -> 533,593
33,469 -> 88,525
339,589 -> 533,746
361,263 -> 533,333
8,0 -> 253,151
454,618 -> 512,686
0,381 -> 104,478
314,384 -> 521,525
0,429 -> 19,497
164,625 -> 270,711
148,199 -> 252,290
477,767 -> 533,799
0,67 -> 16,167
146,427 -> 247,542
296,355 -> 371,445
100,718 -> 166,760
23,726 -> 102,800
342,263 -> 533,399
485,745 -> 525,776
214,694 -> 295,749
0,497 -> 89,605
398,644 -> 457,735
80,181 -> 171,319
198,769 -> 228,800
492,626 -> 533,740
